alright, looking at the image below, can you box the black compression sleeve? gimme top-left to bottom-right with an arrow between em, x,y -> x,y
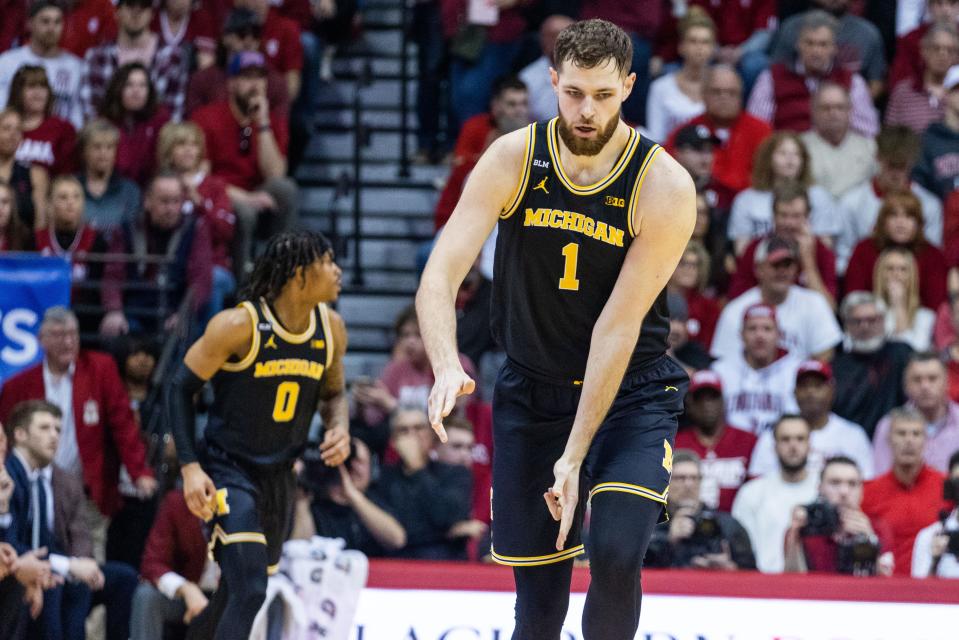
166,362 -> 207,465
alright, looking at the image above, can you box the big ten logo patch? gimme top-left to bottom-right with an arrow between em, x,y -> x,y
604,195 -> 625,208
0,309 -> 39,368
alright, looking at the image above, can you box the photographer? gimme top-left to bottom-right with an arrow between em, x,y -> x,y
784,456 -> 895,576
646,450 -> 756,570
912,451 -> 959,578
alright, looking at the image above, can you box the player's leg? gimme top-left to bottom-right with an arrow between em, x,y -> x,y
511,560 -> 574,640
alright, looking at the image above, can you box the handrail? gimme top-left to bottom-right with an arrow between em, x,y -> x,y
352,59 -> 373,286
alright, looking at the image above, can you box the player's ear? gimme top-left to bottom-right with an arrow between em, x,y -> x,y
549,66 -> 559,93
622,71 -> 636,102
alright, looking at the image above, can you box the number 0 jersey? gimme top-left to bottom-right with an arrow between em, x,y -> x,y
491,118 -> 669,384
204,298 -> 334,467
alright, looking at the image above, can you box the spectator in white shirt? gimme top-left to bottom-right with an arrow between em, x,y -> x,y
750,359 -> 874,478
645,8 -> 715,142
517,14 -> 573,123
711,235 -> 842,361
874,247 -> 936,351
912,451 -> 959,578
732,414 -> 820,572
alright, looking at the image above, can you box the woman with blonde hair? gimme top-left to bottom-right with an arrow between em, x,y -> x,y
727,131 -> 838,254
873,247 -> 935,351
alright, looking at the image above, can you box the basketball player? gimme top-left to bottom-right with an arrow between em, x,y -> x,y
416,19 -> 696,639
167,231 -> 351,639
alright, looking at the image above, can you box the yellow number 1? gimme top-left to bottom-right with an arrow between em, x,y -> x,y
558,243 -> 580,291
272,381 -> 300,422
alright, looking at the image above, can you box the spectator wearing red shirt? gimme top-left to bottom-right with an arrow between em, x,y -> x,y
784,456 -> 895,575
688,0 -> 776,92
151,0 -> 217,70
676,371 -> 758,512
668,240 -> 720,350
60,0 -> 118,57
667,64 -> 772,195
7,65 -> 78,176
861,407 -> 950,575
889,0 -> 959,89
99,62 -> 171,187
844,191 -> 950,311
885,24 -> 959,135
191,52 -> 296,274
729,182 -> 837,308
235,0 -> 303,100
434,75 -> 529,230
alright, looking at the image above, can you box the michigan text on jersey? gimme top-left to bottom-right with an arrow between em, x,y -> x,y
253,359 -> 326,380
522,207 -> 626,247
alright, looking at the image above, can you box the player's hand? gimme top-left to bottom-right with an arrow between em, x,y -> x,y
427,367 -> 475,443
320,426 -> 350,466
545,456 -> 580,551
179,582 -> 210,623
182,463 -> 218,521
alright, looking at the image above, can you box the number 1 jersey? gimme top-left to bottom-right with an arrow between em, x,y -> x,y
205,298 -> 334,466
491,118 -> 669,384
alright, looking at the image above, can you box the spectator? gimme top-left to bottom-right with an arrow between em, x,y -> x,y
7,65 -> 78,176
312,0 -> 357,84
874,247 -> 936,351
645,450 -> 756,570
296,438 -> 406,556
728,132 -> 839,255
645,8 -> 715,143
837,127 -> 943,275
711,236 -> 842,361
666,292 -> 712,374
157,121 -> 236,319
729,182 -> 838,307
430,418 -> 489,555
151,0 -> 217,71
0,181 -> 32,251
687,0 -> 775,92
872,353 -> 959,475
886,24 -> 959,134
800,82 -> 876,200
3,400 -> 139,640
675,371 -> 758,512
667,64 -> 772,196
131,489 -> 215,640
410,0 -> 448,165
712,303 -> 802,435
0,108 -> 48,231
77,118 -> 142,232
371,408 -> 472,560
670,123 -> 737,214
667,240 -> 720,350
99,62 -> 171,187
832,292 -> 913,437
732,415 -> 820,573
60,0 -> 119,57
191,51 -> 296,275
100,172 -> 213,336
783,456 -> 894,576
234,0 -> 303,100
844,191 -> 949,311
81,0 -> 189,121
750,360 -> 874,478
111,335 -> 157,424
434,75 -> 529,230
455,257 -> 495,369
747,10 -> 879,137
518,15 -> 574,124
770,0 -> 887,97
184,8 -> 290,118
914,64 -> 959,200
862,407 -> 950,575
890,0 -> 959,89
911,450 -> 959,578
0,0 -> 85,130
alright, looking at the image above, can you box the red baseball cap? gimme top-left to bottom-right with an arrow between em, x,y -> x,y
742,303 -> 778,325
689,370 -> 723,394
796,359 -> 832,382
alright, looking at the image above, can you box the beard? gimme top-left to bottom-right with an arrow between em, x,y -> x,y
779,455 -> 808,475
843,333 -> 885,354
556,108 -> 620,157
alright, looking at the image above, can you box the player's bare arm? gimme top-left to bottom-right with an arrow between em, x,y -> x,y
416,127 -> 529,440
170,308 -> 254,521
318,309 -> 350,466
547,152 -> 697,549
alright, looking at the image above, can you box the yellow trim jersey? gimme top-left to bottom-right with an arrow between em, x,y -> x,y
492,118 -> 668,383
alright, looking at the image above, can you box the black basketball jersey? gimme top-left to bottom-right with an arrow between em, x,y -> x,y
204,298 -> 334,467
490,118 -> 670,384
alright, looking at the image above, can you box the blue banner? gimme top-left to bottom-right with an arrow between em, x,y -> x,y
0,255 -> 71,389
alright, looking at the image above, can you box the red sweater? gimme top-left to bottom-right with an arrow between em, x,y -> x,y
684,289 -> 720,349
112,109 -> 172,187
843,238 -> 949,310
889,24 -> 928,89
770,63 -> 852,132
140,490 -> 207,587
435,113 -> 495,230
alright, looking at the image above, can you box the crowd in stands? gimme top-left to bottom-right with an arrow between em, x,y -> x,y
1,0 -> 959,638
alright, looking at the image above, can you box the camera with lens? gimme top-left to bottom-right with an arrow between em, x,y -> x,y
836,534 -> 880,576
800,499 -> 840,537
684,509 -> 724,557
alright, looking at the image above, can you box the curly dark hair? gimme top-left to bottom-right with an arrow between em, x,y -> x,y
553,19 -> 632,76
239,231 -> 334,303
100,62 -> 158,123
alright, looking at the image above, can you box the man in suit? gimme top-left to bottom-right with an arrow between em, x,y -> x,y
3,400 -> 138,640
0,307 -> 156,557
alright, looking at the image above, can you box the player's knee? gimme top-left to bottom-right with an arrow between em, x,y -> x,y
229,548 -> 269,610
588,494 -> 661,577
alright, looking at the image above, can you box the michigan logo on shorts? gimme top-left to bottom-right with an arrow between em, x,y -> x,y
215,488 -> 231,516
662,440 -> 673,473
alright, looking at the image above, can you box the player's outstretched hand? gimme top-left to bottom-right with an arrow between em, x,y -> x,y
182,463 -> 218,521
320,425 -> 350,466
427,368 -> 475,443
545,456 -> 581,551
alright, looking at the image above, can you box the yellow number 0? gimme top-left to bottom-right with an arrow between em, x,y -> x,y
558,243 -> 580,291
272,381 -> 300,422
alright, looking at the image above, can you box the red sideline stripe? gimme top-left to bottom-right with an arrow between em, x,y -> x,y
366,560 -> 959,604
